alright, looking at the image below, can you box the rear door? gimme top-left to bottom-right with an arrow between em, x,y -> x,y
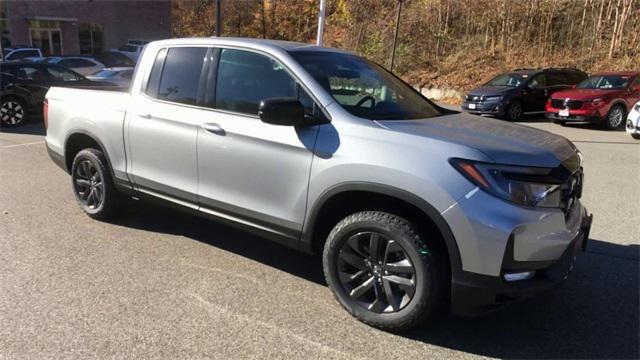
523,73 -> 548,112
196,48 -> 320,238
127,46 -> 210,204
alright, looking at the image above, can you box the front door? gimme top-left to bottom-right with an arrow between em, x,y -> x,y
127,46 -> 209,204
196,48 -> 319,238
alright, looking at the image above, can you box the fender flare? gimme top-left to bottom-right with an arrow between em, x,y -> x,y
301,182 -> 463,273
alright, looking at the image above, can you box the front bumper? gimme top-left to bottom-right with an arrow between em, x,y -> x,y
451,212 -> 592,316
546,111 -> 602,123
462,101 -> 505,116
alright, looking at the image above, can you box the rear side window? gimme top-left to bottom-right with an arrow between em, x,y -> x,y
547,72 -> 569,86
214,49 -> 296,115
145,48 -> 167,97
157,47 -> 207,105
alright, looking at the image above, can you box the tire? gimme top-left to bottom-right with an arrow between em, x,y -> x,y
0,97 -> 27,127
632,133 -> 640,140
71,148 -> 122,220
603,105 -> 626,130
503,101 -> 522,121
322,211 -> 447,331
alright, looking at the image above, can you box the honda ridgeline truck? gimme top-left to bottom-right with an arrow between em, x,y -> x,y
45,38 -> 592,331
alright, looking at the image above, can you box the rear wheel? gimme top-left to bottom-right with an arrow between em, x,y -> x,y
0,98 -> 27,127
322,211 -> 447,331
604,105 -> 626,130
71,148 -> 122,220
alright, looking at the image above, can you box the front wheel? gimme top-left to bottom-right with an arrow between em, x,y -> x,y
503,101 -> 522,121
604,105 -> 626,130
322,211 -> 447,331
71,148 -> 122,220
632,133 -> 640,140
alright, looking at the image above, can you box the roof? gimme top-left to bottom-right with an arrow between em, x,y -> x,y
590,71 -> 639,76
148,37 -> 353,55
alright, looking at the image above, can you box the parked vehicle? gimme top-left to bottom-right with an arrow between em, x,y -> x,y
0,62 -> 111,126
462,68 -> 588,121
626,101 -> 640,139
44,56 -> 106,76
93,51 -> 136,67
45,38 -> 592,331
0,46 -> 43,61
116,42 -> 148,61
86,67 -> 134,87
546,72 -> 640,130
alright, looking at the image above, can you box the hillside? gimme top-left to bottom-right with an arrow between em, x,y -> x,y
172,0 -> 640,99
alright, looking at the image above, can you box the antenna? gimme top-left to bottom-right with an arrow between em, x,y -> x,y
316,0 -> 326,46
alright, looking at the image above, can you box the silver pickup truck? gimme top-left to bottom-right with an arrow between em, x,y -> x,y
45,38 -> 592,331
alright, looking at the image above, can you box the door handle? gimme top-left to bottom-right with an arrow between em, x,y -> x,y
202,123 -> 225,135
138,113 -> 152,119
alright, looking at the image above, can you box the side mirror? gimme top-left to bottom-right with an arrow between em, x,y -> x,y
259,98 -> 330,126
259,98 -> 306,126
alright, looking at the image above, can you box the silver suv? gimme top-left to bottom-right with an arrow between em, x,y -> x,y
45,38 -> 592,331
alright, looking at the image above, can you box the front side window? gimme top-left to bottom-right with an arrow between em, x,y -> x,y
485,73 -> 527,87
577,75 -> 632,90
157,47 -> 207,105
213,49 -> 296,115
292,51 -> 441,120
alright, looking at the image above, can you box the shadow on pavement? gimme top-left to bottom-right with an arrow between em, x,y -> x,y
0,120 -> 46,135
114,200 -> 639,359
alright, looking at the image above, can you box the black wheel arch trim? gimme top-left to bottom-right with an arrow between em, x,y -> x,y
63,129 -> 131,189
301,182 -> 463,275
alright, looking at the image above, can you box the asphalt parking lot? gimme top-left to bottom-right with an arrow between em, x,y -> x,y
1,117 -> 638,359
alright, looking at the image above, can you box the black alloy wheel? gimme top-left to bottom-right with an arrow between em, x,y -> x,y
71,148 -> 122,220
504,101 -> 523,121
337,231 -> 416,313
323,211 -> 447,331
73,159 -> 105,211
0,98 -> 26,126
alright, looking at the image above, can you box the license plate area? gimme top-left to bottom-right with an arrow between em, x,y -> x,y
469,103 -> 477,110
559,109 -> 569,117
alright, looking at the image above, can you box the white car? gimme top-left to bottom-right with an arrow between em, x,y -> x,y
86,67 -> 134,87
115,44 -> 144,61
1,47 -> 43,61
626,101 -> 640,139
46,56 -> 106,76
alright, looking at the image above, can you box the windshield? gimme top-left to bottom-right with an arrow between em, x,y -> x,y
485,73 -> 527,87
577,75 -> 632,89
291,51 -> 442,120
90,69 -> 117,77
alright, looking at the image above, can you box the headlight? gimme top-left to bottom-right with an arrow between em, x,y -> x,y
484,95 -> 503,102
450,159 -> 562,208
634,103 -> 640,112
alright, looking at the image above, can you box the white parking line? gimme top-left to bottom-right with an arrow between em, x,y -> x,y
1,141 -> 44,149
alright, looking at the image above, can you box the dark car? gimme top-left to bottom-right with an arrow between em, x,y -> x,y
546,71 -> 640,130
462,68 -> 588,121
0,62 -> 112,126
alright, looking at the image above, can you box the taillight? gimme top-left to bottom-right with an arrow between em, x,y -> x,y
43,99 -> 48,130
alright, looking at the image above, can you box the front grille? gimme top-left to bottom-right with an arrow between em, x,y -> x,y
559,168 -> 583,215
551,99 -> 583,109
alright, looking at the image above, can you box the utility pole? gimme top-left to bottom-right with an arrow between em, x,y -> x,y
215,0 -> 222,37
316,0 -> 326,46
390,0 -> 403,72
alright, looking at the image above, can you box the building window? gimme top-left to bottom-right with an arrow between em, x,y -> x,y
29,20 -> 62,56
79,24 -> 103,54
1,1 -> 11,48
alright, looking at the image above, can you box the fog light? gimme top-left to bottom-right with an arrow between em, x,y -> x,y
503,271 -> 535,282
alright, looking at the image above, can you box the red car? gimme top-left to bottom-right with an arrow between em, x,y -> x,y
546,71 -> 640,129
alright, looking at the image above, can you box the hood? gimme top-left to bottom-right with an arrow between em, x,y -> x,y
551,88 -> 625,100
377,112 -> 577,168
467,86 -> 516,98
